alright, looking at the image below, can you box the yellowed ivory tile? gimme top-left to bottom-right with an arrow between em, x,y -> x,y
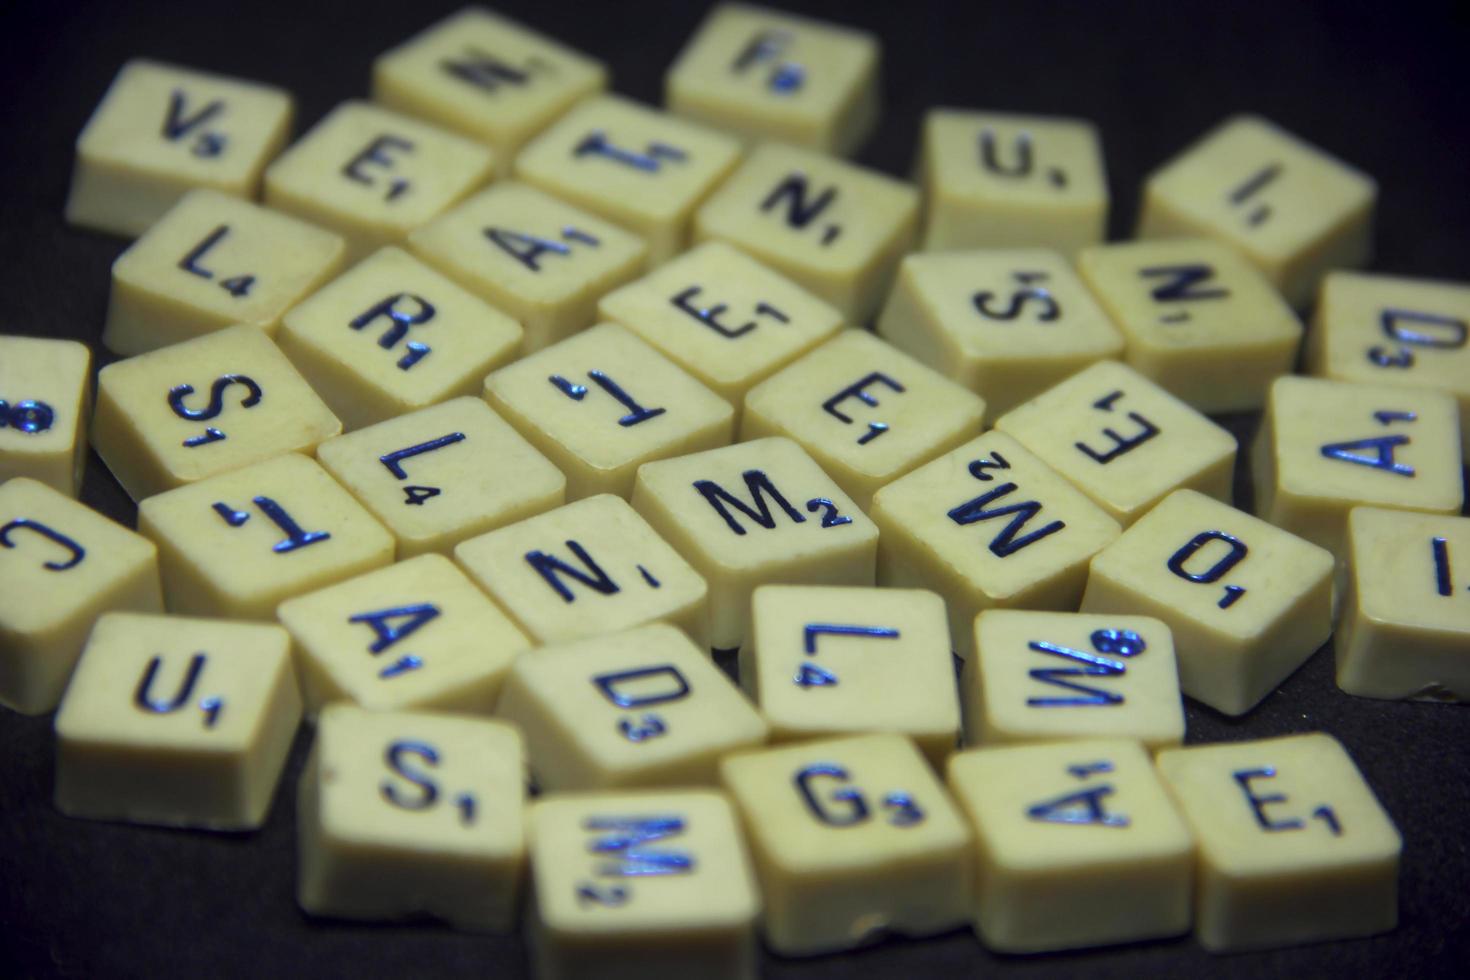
1081,488 -> 1333,716
102,189 -> 345,356
454,493 -> 709,648
315,396 -> 564,559
297,703 -> 526,931
870,431 -> 1121,660
94,324 -> 342,501
1156,733 -> 1400,951
53,612 -> 300,829
919,108 -> 1107,257
373,7 -> 607,177
1137,114 -> 1375,308
0,478 -> 163,715
665,3 -> 879,156
496,622 -> 766,791
66,59 -> 293,237
877,248 -> 1123,422
0,336 -> 91,496
631,437 -> 877,651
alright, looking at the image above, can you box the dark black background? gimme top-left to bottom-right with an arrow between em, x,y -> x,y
2,0 -> 1469,977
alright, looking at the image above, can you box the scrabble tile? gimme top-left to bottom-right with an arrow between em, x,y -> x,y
528,789 -> 761,980
964,610 -> 1184,750
948,739 -> 1193,952
1307,271 -> 1470,456
0,478 -> 163,715
598,241 -> 843,415
515,95 -> 742,266
719,733 -> 971,955
277,247 -> 522,431
409,181 -> 648,352
53,612 -> 300,829
1081,488 -> 1332,716
741,586 -> 959,766
264,101 -> 495,263
496,623 -> 766,791
454,494 -> 709,648
1076,238 -> 1301,414
995,359 -> 1237,526
665,3 -> 880,156
631,437 -> 877,651
743,330 -> 984,512
1155,733 -> 1400,951
65,59 -> 293,238
93,324 -> 342,501
484,323 -> 733,501
315,397 -> 565,559
0,336 -> 91,496
870,431 -> 1121,661
137,453 -> 393,620
918,109 -> 1108,257
1137,115 -> 1376,309
877,249 -> 1124,422
1253,376 -> 1462,558
297,703 -> 526,931
372,7 -> 607,177
101,189 -> 346,356
278,554 -> 532,718
1336,507 -> 1470,701
693,143 -> 917,322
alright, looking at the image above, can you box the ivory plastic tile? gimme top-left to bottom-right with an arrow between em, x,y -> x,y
631,437 -> 876,651
278,247 -> 522,431
484,322 -> 733,501
693,142 -> 917,322
278,554 -> 532,718
876,249 -> 1124,422
496,623 -> 766,791
947,739 -> 1194,952
1155,733 -> 1400,952
93,324 -> 342,501
964,610 -> 1184,750
264,101 -> 494,263
408,181 -> 648,352
53,612 -> 300,829
918,109 -> 1108,257
995,359 -> 1237,526
742,330 -> 985,511
719,733 -> 971,956
102,189 -> 346,356
597,241 -> 843,413
0,336 -> 91,496
137,453 -> 394,620
869,431 -> 1121,661
315,397 -> 564,559
741,585 -> 960,766
66,59 -> 293,238
0,478 -> 163,715
297,703 -> 526,931
372,7 -> 607,177
1253,376 -> 1462,558
1076,238 -> 1301,413
515,95 -> 742,266
454,494 -> 709,648
1137,114 -> 1376,308
528,789 -> 761,980
1336,507 -> 1470,701
665,3 -> 880,156
1081,488 -> 1333,716
1307,272 -> 1470,455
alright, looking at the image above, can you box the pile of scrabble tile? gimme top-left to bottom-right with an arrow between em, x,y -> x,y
3,2 -> 1465,972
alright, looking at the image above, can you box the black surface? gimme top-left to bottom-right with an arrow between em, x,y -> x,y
2,0 -> 1470,977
